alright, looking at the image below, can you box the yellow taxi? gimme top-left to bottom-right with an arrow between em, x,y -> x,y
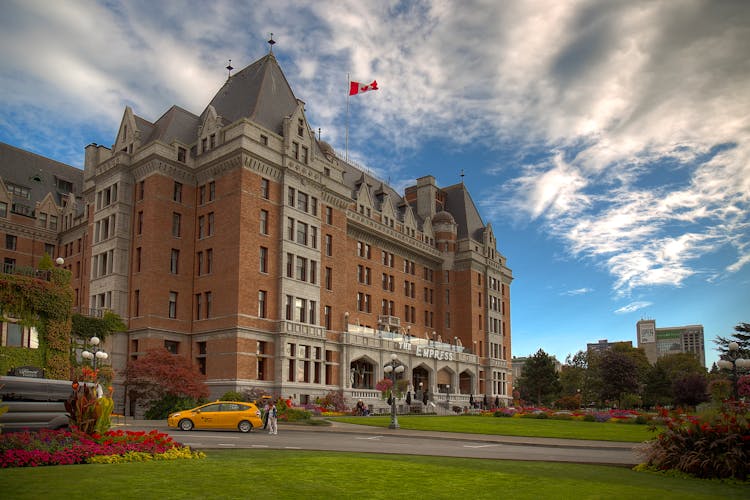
167,401 -> 263,433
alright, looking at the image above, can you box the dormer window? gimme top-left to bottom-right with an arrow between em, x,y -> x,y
202,138 -> 208,153
210,134 -> 216,149
297,119 -> 304,137
177,147 -> 186,163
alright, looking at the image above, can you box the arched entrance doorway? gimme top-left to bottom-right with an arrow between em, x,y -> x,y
350,358 -> 374,389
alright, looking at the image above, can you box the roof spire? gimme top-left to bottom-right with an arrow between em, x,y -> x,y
268,33 -> 276,53
460,169 -> 465,184
226,59 -> 234,79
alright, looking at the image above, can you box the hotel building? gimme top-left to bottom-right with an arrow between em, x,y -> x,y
0,47 -> 513,413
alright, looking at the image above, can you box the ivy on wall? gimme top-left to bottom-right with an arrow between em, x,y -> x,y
0,269 -> 73,378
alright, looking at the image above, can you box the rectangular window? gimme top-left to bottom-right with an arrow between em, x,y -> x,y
325,267 -> 332,290
196,251 -> 203,275
195,293 -> 202,320
292,141 -> 299,160
258,290 -> 267,318
285,295 -> 293,320
297,191 -> 308,212
170,249 -> 179,274
288,187 -> 295,207
5,235 -> 16,250
209,133 -> 216,149
260,210 -> 269,234
201,138 -> 207,152
177,147 -> 186,163
325,206 -> 332,224
260,134 -> 268,145
287,217 -> 295,240
324,305 -> 331,330
296,298 -> 306,322
137,211 -> 143,235
324,234 -> 332,256
137,181 -> 145,200
165,340 -> 179,354
134,290 -> 140,317
169,291 -> 178,319
310,260 -> 317,284
309,300 -> 316,324
261,178 -> 270,199
310,226 -> 317,249
173,181 -> 182,202
296,256 -> 307,281
0,201 -> 7,218
286,253 -> 294,278
172,212 -> 181,237
198,215 -> 205,239
209,181 -> 215,201
207,212 -> 214,236
199,185 -> 206,205
296,221 -> 308,245
260,246 -> 268,273
301,146 -> 309,164
206,249 -> 213,274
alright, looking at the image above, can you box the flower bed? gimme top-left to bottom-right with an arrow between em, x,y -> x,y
0,428 -> 204,468
490,407 -> 651,423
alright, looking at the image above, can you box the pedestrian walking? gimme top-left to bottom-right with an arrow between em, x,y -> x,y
268,403 -> 278,435
262,401 -> 270,430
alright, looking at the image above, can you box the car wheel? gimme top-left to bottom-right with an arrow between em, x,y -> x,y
238,420 -> 253,433
178,419 -> 194,431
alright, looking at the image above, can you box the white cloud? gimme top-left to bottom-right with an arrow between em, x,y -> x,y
562,288 -> 593,296
614,301 -> 653,315
0,0 -> 748,292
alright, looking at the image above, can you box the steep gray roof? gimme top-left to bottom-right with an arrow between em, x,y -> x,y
442,183 -> 486,241
204,53 -> 298,135
141,105 -> 199,145
341,161 -> 406,217
0,142 -> 83,213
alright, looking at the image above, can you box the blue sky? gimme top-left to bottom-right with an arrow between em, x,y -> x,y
1,0 -> 748,368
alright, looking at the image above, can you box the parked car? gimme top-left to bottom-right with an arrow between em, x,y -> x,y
0,375 -> 71,431
167,401 -> 262,433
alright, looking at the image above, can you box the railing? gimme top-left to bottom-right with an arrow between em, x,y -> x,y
72,307 -> 106,318
1,264 -> 52,281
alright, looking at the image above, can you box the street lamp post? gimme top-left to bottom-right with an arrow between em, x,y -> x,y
446,384 -> 450,403
383,353 -> 405,429
717,341 -> 750,399
81,336 -> 108,370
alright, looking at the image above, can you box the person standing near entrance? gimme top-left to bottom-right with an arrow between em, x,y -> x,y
268,403 -> 278,435
262,401 -> 270,430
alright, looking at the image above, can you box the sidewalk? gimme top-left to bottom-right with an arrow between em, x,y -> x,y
113,417 -> 639,452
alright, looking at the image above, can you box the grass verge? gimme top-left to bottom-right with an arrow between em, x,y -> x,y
330,415 -> 654,442
1,449 -> 747,499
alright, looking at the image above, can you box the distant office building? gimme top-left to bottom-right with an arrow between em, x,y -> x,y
586,339 -> 633,354
511,354 -> 561,389
636,319 -> 705,366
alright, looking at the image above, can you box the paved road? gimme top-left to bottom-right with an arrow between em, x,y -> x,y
115,419 -> 642,466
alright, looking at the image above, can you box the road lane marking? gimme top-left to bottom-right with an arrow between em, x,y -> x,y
251,445 -> 269,448
218,444 -> 236,447
464,444 -> 498,449
284,446 -> 302,449
355,436 -> 384,440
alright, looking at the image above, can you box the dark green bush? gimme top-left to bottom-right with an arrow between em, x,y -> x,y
145,395 -> 205,420
583,414 -> 596,422
535,412 -> 549,419
219,391 -> 246,402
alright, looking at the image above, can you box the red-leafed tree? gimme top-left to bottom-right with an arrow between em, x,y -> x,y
126,348 -> 209,404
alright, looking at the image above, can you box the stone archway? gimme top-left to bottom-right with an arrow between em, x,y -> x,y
412,365 -> 429,400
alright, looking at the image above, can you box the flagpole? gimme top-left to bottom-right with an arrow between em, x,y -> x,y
345,72 -> 350,162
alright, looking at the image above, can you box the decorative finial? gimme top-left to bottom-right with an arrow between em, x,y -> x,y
460,169 -> 465,184
318,127 -> 321,141
226,59 -> 234,78
268,33 -> 276,53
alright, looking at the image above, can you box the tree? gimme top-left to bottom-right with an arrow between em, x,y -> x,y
598,349 -> 638,406
125,348 -> 209,405
714,322 -> 750,359
672,373 -> 709,409
643,352 -> 707,407
515,349 -> 561,406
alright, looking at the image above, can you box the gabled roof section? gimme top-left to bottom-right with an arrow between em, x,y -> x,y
0,142 -> 83,212
142,105 -> 199,145
442,183 -> 486,241
205,53 -> 298,135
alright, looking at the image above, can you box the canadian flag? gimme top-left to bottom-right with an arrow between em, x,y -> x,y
349,80 -> 379,96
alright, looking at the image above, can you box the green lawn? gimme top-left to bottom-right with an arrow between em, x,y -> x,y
330,415 -> 655,442
1,450 -> 746,499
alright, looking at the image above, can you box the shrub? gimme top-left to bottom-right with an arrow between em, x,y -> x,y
494,410 -> 512,417
583,414 -> 596,422
144,394 -> 204,420
641,401 -> 750,480
535,412 -> 549,419
220,391 -> 246,402
279,407 -> 312,422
